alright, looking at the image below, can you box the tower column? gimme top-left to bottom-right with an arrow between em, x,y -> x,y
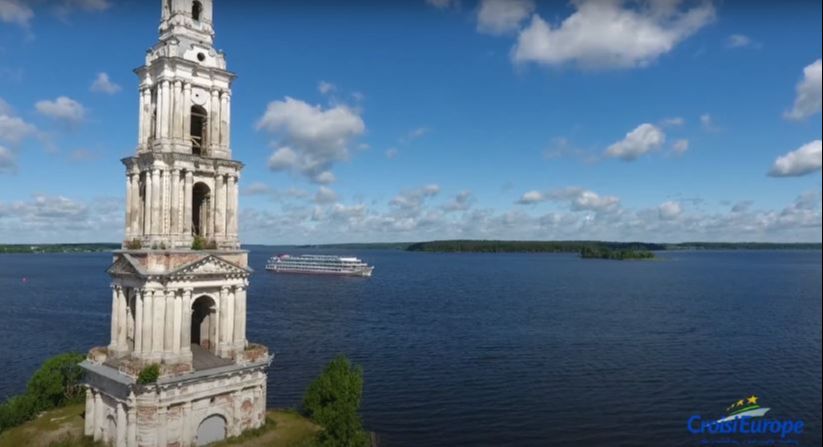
164,290 -> 175,358
155,84 -> 164,141
142,290 -> 153,355
183,83 -> 192,147
210,90 -> 220,152
116,403 -> 127,447
143,172 -> 152,236
137,88 -> 145,147
170,169 -> 179,238
93,391 -> 103,441
227,174 -> 237,239
181,289 -> 192,356
233,285 -> 244,349
134,289 -> 143,354
219,91 -> 229,148
153,288 -> 165,356
130,173 -> 140,238
214,174 -> 225,238
141,88 -> 151,147
109,286 -> 118,350
183,170 -> 193,237
151,169 -> 161,236
218,287 -> 229,354
161,80 -> 171,140
173,80 -> 183,140
117,287 -> 128,351
84,390 -> 95,436
173,289 -> 182,354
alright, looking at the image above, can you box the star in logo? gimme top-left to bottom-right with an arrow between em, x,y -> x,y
747,395 -> 759,405
736,399 -> 745,407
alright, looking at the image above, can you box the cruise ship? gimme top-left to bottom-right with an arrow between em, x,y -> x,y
265,254 -> 374,277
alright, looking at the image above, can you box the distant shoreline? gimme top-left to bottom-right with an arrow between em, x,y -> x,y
1,240 -> 820,255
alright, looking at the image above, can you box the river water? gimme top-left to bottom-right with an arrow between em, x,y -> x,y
1,248 -> 820,446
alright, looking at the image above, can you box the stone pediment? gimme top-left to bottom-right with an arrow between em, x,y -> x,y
107,253 -> 147,277
169,255 -> 250,279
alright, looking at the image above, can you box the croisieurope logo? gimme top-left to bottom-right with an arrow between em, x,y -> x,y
687,395 -> 805,441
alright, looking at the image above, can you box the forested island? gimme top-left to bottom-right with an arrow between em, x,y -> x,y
579,246 -> 655,260
404,240 -> 820,253
0,243 -> 120,254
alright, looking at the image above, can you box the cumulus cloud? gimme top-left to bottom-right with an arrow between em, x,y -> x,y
0,0 -> 33,27
605,123 -> 665,160
658,200 -> 682,220
35,96 -> 86,124
317,81 -> 335,95
0,111 -> 37,144
512,0 -> 715,69
672,139 -> 689,155
477,0 -> 535,35
0,145 -> 14,173
726,34 -> 752,48
517,187 -> 620,212
53,0 -> 111,18
699,113 -> 718,131
660,116 -> 685,127
90,72 -> 121,94
257,97 -> 365,184
314,186 -> 339,205
768,140 -> 822,177
390,184 -> 441,212
0,194 -> 122,243
443,191 -> 474,212
784,59 -> 822,121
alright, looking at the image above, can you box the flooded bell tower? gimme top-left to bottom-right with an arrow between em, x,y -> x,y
81,1 -> 271,445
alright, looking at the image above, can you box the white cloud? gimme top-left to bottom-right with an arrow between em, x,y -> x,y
443,191 -> 474,212
726,34 -> 752,48
241,182 -> 272,196
512,0 -> 715,69
477,0 -> 535,35
0,194 -> 122,243
517,187 -> 620,212
661,116 -> 685,127
390,184 -> 440,212
699,113 -> 718,131
784,59 -> 822,121
317,81 -> 335,95
35,96 -> 86,124
672,139 -> 689,155
0,145 -> 14,173
768,140 -> 822,177
0,113 -> 37,144
517,190 -> 544,204
0,0 -> 34,27
605,123 -> 665,161
257,97 -> 365,184
426,0 -> 459,9
385,148 -> 399,160
90,72 -> 121,94
0,99 -> 37,173
314,186 -> 338,205
658,201 -> 682,220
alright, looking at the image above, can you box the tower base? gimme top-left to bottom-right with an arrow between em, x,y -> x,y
81,351 -> 270,446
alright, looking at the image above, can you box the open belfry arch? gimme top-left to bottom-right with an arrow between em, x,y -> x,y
81,1 -> 271,445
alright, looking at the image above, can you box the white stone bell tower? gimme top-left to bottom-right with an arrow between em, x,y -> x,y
81,2 -> 271,445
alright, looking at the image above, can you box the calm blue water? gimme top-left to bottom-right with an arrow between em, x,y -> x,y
1,248 -> 820,446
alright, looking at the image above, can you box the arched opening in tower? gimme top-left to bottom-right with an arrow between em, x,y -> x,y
191,105 -> 208,155
191,295 -> 216,351
192,1 -> 203,21
192,182 -> 211,237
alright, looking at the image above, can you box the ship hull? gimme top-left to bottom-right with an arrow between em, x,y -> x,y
265,267 -> 373,277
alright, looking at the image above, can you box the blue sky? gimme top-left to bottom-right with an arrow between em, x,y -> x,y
0,0 -> 821,244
